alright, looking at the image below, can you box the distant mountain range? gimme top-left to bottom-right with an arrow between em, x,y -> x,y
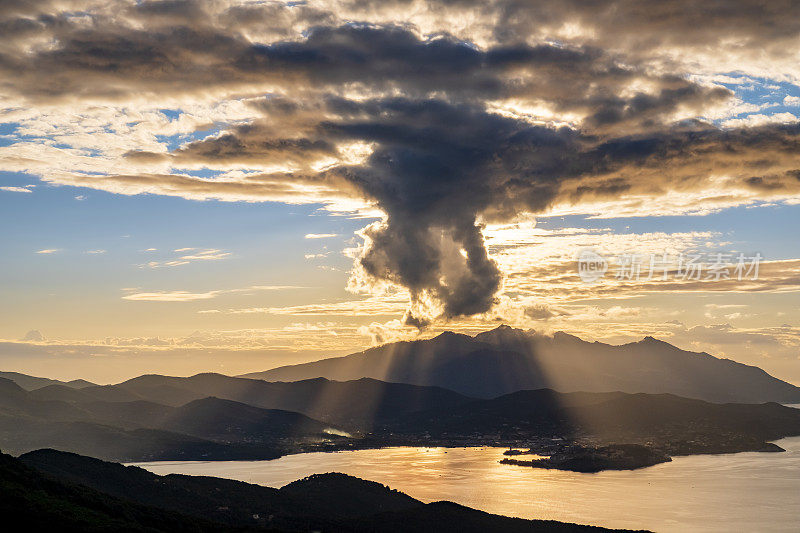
95,373 -> 471,429
1,372 -> 469,429
0,371 -> 95,391
0,374 -> 470,460
5,448 -> 632,532
2,369 -> 800,462
1,327 -> 799,464
242,325 -> 800,403
0,376 -> 339,460
387,388 -> 800,455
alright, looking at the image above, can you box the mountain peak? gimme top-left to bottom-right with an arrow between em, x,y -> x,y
0,377 -> 26,396
242,324 -> 800,404
487,324 -> 532,335
474,324 -> 532,344
429,330 -> 475,345
639,336 -> 673,347
552,331 -> 583,342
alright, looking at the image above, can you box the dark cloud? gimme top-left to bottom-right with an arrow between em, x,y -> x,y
2,1 -> 800,323
132,95 -> 800,320
1,16 -> 730,133
353,0 -> 800,66
488,0 -> 800,52
171,131 -> 337,167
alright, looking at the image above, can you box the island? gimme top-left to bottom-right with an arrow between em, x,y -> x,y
500,444 -> 672,473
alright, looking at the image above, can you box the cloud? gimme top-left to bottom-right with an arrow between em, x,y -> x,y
202,294 -> 409,317
721,112 -> 798,128
84,249 -> 106,254
123,285 -> 305,302
142,248 -> 231,268
179,249 -> 231,261
122,291 -> 218,302
0,186 -> 32,193
75,88 -> 799,325
524,304 -> 570,321
20,330 -> 44,342
0,322 -> 371,357
478,222 -> 800,310
2,1 -> 800,326
35,248 -> 60,254
305,233 -> 338,239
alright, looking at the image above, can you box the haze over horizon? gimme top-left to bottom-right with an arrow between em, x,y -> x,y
1,0 -> 799,385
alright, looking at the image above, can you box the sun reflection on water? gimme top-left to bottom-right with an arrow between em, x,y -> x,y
135,438 -> 800,533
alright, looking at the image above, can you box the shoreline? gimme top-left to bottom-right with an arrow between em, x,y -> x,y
127,435 -> 796,469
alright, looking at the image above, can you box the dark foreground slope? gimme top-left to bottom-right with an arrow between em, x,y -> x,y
0,449 -> 222,532
243,326 -> 800,403
17,448 -> 637,532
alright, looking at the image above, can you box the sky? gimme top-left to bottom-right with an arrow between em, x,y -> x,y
0,0 -> 799,384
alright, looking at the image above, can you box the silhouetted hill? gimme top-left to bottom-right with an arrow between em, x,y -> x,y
281,472 -> 422,519
111,374 -> 473,430
20,448 -> 635,532
242,325 -> 800,403
0,377 -> 93,421
387,388 -> 800,454
0,415 -> 282,462
20,448 -> 304,528
0,376 -> 26,398
353,500 -> 624,532
0,449 -> 222,532
28,383 -> 98,403
0,379 -> 346,460
159,397 -> 337,442
78,399 -> 175,429
0,371 -> 96,391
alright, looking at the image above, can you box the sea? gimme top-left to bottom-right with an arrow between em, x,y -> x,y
134,434 -> 800,532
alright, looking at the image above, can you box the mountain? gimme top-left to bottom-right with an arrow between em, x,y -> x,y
0,415 -> 284,462
0,449 -> 222,532
241,326 -> 800,403
4,372 -> 471,434
281,473 -> 422,519
19,448 -> 634,532
0,378 -> 344,460
110,373 -> 473,430
0,378 -> 93,421
0,371 -> 95,391
19,448 -> 309,529
158,397 -> 336,442
3,373 -> 466,459
385,388 -> 800,455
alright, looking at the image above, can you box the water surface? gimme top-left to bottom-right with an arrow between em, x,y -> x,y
136,436 -> 800,532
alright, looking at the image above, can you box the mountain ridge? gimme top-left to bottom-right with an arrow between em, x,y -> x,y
240,326 -> 800,403
0,371 -> 96,391
382,387 -> 800,456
